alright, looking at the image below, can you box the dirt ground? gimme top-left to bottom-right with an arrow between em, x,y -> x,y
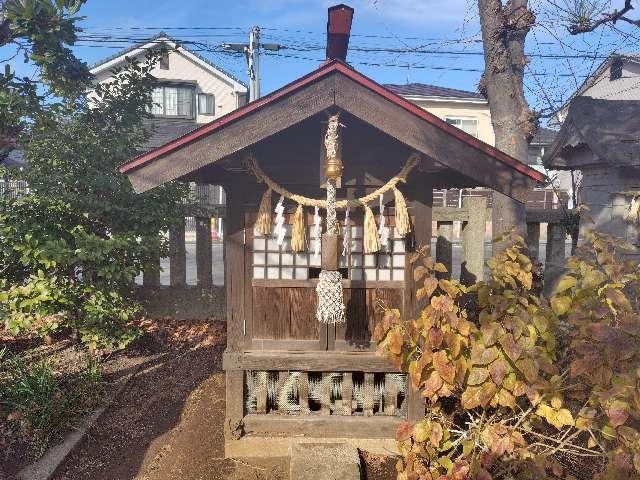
5,316 -> 397,480
48,319 -> 288,480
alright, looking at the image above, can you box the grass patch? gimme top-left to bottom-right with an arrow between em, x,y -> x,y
0,347 -> 104,453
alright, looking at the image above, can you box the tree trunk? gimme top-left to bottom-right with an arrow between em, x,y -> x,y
478,0 -> 536,251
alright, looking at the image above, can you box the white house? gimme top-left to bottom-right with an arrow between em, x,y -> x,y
90,33 -> 249,241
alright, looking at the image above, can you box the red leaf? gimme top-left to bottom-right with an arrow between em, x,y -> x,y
433,350 -> 456,384
489,358 -> 509,385
422,370 -> 443,398
396,421 -> 414,441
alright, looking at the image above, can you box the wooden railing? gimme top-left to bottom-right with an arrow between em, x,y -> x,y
245,370 -> 408,417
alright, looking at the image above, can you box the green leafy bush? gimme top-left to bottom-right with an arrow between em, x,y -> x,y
1,49 -> 188,350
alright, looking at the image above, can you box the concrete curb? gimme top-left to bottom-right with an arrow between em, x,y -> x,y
17,365 -> 142,480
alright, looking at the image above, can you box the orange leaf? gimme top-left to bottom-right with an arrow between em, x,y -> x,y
396,421 -> 414,441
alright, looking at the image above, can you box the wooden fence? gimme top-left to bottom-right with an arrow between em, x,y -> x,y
142,194 -> 575,292
433,196 -> 574,292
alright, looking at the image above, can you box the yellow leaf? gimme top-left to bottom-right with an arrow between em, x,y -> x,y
423,277 -> 438,297
582,269 -> 607,289
434,262 -> 448,273
414,420 -> 430,442
467,367 -> 490,386
414,266 -> 428,282
555,275 -> 576,293
550,296 -> 571,315
556,408 -> 574,427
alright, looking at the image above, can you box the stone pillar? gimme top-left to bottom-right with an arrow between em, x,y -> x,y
196,216 -> 213,287
169,219 -> 186,287
492,191 -> 526,254
435,221 -> 453,279
544,223 -> 566,294
526,222 -> 541,260
142,235 -> 161,287
461,196 -> 487,285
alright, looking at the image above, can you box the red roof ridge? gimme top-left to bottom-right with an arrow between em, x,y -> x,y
118,59 -> 544,183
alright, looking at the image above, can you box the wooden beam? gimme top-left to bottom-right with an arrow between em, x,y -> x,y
224,182 -> 247,352
224,370 -> 244,440
333,74 -> 536,202
223,351 -> 401,373
242,414 -> 402,439
127,75 -> 337,193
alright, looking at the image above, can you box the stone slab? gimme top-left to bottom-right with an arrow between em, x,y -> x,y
225,436 -> 400,459
289,442 -> 361,480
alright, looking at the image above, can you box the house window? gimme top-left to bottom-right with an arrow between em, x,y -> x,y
198,93 -> 215,115
159,52 -> 169,70
610,57 -> 623,81
445,117 -> 479,137
149,85 -> 194,118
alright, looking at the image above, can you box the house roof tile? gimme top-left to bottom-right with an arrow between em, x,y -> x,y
384,83 -> 484,99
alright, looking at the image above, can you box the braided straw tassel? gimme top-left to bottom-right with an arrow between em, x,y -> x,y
291,204 -> 306,252
363,204 -> 380,253
256,188 -> 273,235
625,195 -> 640,224
393,187 -> 411,237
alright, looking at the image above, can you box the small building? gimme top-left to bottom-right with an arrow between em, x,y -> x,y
118,5 -> 543,455
545,96 -> 640,248
554,52 -> 640,124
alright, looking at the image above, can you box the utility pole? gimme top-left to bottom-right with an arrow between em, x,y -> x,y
222,26 -> 285,102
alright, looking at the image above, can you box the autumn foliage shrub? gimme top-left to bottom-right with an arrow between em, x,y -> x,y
374,230 -> 640,480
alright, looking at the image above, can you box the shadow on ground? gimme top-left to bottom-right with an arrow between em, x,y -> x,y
51,321 -> 287,480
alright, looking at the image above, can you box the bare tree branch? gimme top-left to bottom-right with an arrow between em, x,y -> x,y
568,0 -> 637,33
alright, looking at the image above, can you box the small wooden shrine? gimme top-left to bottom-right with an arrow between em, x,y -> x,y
119,4 -> 543,454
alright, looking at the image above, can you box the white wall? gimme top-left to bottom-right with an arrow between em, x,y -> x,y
92,46 -> 246,123
581,61 -> 640,101
407,98 -> 495,146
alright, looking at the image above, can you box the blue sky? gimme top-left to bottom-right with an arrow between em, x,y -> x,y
5,0 -> 639,115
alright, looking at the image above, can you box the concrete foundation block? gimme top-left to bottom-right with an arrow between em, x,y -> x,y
289,442 -> 361,480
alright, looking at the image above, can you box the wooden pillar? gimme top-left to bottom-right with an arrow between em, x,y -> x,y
404,182 -> 432,422
196,216 -> 213,287
223,182 -> 248,440
526,222 -> 540,261
461,196 -> 486,285
142,235 -> 161,287
435,221 -> 453,279
169,219 -> 186,287
544,222 -> 566,294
